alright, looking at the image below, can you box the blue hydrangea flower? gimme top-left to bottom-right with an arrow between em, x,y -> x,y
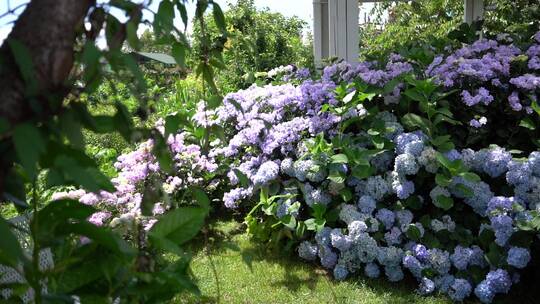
490,214 -> 514,246
395,210 -> 414,229
280,158 -> 295,176
403,255 -> 424,278
357,195 -> 377,214
318,245 -> 338,269
364,262 -> 380,278
482,147 -> 512,178
330,229 -> 352,252
364,176 -> 390,201
315,227 -> 332,246
298,241 -> 318,261
339,204 -> 363,225
348,220 -> 368,237
391,176 -> 415,199
394,153 -> 420,176
434,274 -> 455,294
507,247 -> 531,269
428,248 -> 451,275
474,280 -> 495,304
448,278 -> 472,302
485,269 -> 512,294
333,264 -> 349,281
395,132 -> 425,156
506,161 -> 532,186
385,265 -> 404,282
450,246 -> 473,270
412,244 -> 429,263
444,149 -> 462,161
375,208 -> 395,229
384,227 -> 403,245
418,277 -> 436,295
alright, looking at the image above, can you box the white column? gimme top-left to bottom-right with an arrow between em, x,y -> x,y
464,0 -> 484,24
313,0 -> 329,69
328,0 -> 359,63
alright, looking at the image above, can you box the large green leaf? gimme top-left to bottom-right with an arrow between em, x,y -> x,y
149,207 -> 207,246
58,222 -> 135,257
12,123 -> 45,178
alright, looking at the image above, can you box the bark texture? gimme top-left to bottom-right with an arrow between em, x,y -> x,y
0,0 -> 95,196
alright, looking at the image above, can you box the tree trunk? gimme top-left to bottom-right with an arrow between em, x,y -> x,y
0,0 -> 95,196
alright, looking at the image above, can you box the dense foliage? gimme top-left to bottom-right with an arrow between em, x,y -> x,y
360,0 -> 540,60
191,0 -> 313,92
0,0 -> 228,302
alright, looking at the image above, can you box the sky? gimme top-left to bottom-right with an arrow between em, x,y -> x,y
0,0 -> 378,46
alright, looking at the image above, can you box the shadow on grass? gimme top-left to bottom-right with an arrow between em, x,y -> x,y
184,213 -> 540,304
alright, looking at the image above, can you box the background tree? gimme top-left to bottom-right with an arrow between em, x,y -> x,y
191,0 -> 313,92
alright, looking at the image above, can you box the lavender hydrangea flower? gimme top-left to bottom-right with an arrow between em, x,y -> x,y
252,160 -> 280,185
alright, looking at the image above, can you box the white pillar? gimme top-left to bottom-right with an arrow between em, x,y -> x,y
464,0 -> 484,24
313,0 -> 329,69
329,0 -> 359,63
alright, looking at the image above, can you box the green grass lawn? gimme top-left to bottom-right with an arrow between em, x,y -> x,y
176,219 -> 452,304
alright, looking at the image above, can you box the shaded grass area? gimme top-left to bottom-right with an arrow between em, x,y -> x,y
176,219 -> 452,304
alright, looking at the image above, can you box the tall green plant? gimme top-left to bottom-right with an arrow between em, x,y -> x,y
0,0 -> 226,302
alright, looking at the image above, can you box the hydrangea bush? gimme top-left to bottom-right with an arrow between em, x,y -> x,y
202,31 -> 540,303
59,31 -> 540,303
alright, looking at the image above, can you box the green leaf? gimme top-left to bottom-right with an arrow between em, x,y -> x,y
486,243 -> 502,266
433,194 -> 454,211
8,39 -> 37,94
435,174 -> 452,187
331,154 -> 348,164
519,117 -> 535,130
233,169 -> 250,188
172,41 -> 187,68
351,164 -> 374,179
0,216 -> 27,267
339,188 -> 353,202
191,187 -> 211,211
54,155 -> 115,193
455,184 -> 474,198
126,20 -> 140,50
404,196 -> 423,210
531,101 -> 540,116
212,2 -> 227,32
406,224 -> 421,241
59,222 -> 135,257
13,123 -> 45,178
403,89 -> 426,103
401,113 -> 432,134
304,218 -> 326,231
35,199 -> 96,242
460,172 -> 481,182
149,207 -> 207,246
327,171 -> 346,183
